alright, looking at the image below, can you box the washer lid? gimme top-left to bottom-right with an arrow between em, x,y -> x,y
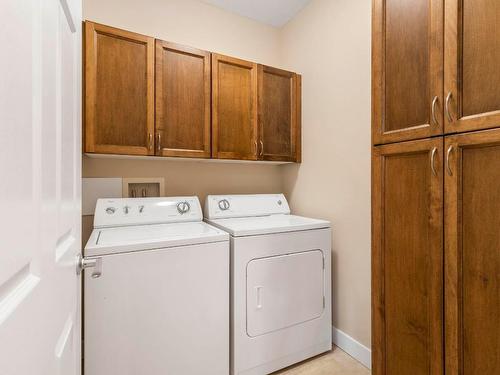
84,222 -> 228,257
206,214 -> 330,237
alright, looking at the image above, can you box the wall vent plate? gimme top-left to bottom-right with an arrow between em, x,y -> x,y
122,177 -> 165,198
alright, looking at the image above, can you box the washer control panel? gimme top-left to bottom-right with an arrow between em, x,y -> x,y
94,197 -> 202,228
204,194 -> 290,220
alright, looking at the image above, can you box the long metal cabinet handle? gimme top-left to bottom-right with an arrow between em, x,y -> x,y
431,96 -> 439,126
446,145 -> 454,176
148,133 -> 153,151
430,147 -> 438,176
260,140 -> 264,156
445,92 -> 454,123
157,133 -> 161,153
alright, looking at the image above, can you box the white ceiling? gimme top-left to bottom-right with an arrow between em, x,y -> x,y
201,0 -> 311,27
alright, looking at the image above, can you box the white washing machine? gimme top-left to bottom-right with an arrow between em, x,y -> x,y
204,194 -> 332,375
83,197 -> 229,375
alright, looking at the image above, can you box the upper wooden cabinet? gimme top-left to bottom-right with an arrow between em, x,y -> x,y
155,41 -> 211,158
372,0 -> 444,145
258,65 -> 301,162
444,0 -> 500,134
211,54 -> 258,160
84,21 -> 302,162
84,22 -> 155,155
372,138 -> 443,375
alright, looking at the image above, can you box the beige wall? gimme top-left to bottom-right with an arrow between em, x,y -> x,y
84,0 -> 282,66
279,0 -> 372,347
83,0 -> 372,350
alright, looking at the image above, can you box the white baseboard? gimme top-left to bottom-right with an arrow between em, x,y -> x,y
332,326 -> 371,369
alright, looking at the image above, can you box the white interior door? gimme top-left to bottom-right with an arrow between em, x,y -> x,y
0,0 -> 82,374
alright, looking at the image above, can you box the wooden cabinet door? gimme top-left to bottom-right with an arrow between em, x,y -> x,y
372,0 -> 444,145
257,65 -> 301,162
444,129 -> 500,375
372,139 -> 443,375
84,22 -> 154,155
444,1 -> 500,134
212,54 -> 258,160
155,41 -> 211,158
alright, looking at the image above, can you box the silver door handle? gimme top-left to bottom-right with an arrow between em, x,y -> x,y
259,140 -> 264,156
445,92 -> 454,123
446,145 -> 454,176
431,96 -> 439,126
148,133 -> 153,151
430,147 -> 438,176
76,254 -> 102,278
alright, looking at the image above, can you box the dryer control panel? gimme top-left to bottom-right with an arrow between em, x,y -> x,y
204,194 -> 290,220
94,197 -> 202,228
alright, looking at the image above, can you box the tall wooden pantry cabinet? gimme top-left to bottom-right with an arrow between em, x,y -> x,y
372,1 -> 500,374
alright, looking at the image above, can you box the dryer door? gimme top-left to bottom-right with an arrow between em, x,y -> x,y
246,250 -> 325,337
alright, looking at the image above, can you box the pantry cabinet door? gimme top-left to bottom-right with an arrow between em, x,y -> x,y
155,41 -> 211,158
85,22 -> 154,155
444,129 -> 500,375
258,65 -> 301,162
372,138 -> 443,375
372,0 -> 444,145
444,0 -> 500,134
212,54 -> 258,160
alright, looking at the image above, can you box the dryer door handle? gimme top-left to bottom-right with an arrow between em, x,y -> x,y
255,286 -> 263,310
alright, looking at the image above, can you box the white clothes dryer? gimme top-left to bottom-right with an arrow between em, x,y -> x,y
205,194 -> 332,375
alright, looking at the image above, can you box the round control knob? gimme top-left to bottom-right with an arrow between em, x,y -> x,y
177,201 -> 191,215
218,199 -> 230,211
105,207 -> 116,215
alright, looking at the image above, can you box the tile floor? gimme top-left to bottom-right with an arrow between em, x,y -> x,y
274,346 -> 371,375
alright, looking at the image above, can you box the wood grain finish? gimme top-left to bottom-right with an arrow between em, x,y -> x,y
258,65 -> 300,162
212,54 -> 258,160
155,41 -> 211,158
445,129 -> 500,375
372,138 -> 443,375
85,21 -> 154,155
444,0 -> 500,133
372,0 -> 443,145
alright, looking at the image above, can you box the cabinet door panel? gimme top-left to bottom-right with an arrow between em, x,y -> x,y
445,129 -> 500,375
444,0 -> 500,133
372,139 -> 443,375
155,41 -> 211,158
212,54 -> 258,160
372,0 -> 443,144
85,22 -> 154,155
258,65 -> 300,162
